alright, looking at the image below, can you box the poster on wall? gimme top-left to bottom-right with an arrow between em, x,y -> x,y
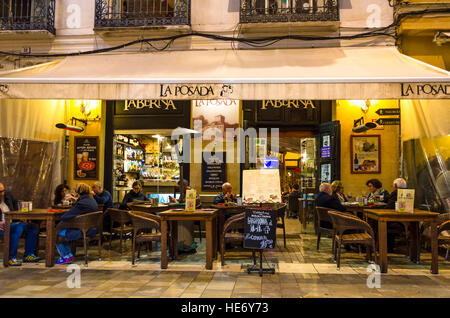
74,137 -> 99,180
192,100 -> 239,141
350,135 -> 381,174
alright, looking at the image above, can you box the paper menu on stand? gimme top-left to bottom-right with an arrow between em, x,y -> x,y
243,169 -> 282,202
396,189 -> 415,213
185,189 -> 196,212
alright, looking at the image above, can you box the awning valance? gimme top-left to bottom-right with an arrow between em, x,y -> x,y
0,46 -> 448,100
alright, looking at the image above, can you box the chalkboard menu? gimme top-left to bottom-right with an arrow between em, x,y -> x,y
74,136 -> 99,180
244,207 -> 277,249
202,152 -> 226,191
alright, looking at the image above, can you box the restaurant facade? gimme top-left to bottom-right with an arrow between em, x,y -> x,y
0,0 -> 449,212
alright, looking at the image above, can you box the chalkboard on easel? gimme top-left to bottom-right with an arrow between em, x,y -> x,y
243,207 -> 277,250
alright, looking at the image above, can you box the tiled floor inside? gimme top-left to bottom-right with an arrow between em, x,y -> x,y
0,218 -> 449,298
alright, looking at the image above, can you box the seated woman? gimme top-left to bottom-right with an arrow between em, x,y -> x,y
366,179 -> 389,202
53,184 -> 76,206
55,183 -> 98,265
120,181 -> 148,210
331,180 -> 347,203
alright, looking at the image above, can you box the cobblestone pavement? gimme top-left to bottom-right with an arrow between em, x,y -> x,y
0,219 -> 449,298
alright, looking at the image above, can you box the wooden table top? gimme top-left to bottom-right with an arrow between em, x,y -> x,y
364,208 -> 440,218
160,209 -> 218,217
4,209 -> 67,216
133,204 -> 169,208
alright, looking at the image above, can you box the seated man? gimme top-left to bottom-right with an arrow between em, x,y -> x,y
0,182 -> 40,266
214,182 -> 237,204
170,179 -> 201,207
91,182 -> 113,211
386,177 -> 407,209
315,182 -> 347,213
385,177 -> 408,252
55,183 -> 98,265
120,181 -> 148,210
288,184 -> 301,218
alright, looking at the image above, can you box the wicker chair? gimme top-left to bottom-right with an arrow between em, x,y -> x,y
55,211 -> 103,266
105,208 -> 133,255
315,207 -> 336,252
128,211 -> 163,265
221,212 -> 245,266
420,213 -> 450,262
328,211 -> 377,270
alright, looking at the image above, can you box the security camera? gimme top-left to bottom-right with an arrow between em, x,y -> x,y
352,117 -> 377,133
55,123 -> 85,133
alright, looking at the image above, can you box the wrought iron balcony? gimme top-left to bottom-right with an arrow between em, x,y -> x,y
0,0 -> 55,34
240,0 -> 339,23
95,0 -> 190,28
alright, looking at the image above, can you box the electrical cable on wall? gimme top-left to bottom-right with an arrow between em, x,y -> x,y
0,8 -> 447,58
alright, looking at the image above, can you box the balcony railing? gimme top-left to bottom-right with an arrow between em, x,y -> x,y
240,0 -> 339,23
95,0 -> 190,28
0,0 -> 55,34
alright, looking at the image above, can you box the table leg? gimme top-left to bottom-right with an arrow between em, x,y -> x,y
218,213 -> 224,257
45,216 -> 56,267
212,217 -> 217,260
206,219 -> 213,270
378,220 -> 388,273
430,220 -> 438,274
161,219 -> 168,269
172,221 -> 178,260
409,222 -> 419,263
3,217 -> 11,267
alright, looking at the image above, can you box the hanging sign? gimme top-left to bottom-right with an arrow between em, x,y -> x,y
74,137 -> 99,180
244,207 -> 277,250
375,118 -> 400,125
375,108 -> 400,116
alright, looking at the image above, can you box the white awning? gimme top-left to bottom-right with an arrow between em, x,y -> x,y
0,46 -> 448,100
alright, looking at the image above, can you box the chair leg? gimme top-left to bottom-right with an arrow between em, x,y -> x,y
198,223 -> 202,243
98,235 -> 102,261
317,232 -> 321,251
83,235 -> 88,267
282,218 -> 286,249
119,229 -> 123,255
337,241 -> 342,270
372,242 -> 377,264
221,238 -> 225,266
131,234 -> 135,266
445,248 -> 449,261
137,243 -> 141,259
109,232 -> 113,251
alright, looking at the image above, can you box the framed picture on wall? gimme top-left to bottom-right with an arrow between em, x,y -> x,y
350,135 -> 381,174
74,136 -> 99,180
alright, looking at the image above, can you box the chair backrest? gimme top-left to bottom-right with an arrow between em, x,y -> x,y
315,206 -> 333,225
328,211 -> 375,238
223,212 -> 245,234
105,208 -> 131,225
57,211 -> 103,233
128,211 -> 160,233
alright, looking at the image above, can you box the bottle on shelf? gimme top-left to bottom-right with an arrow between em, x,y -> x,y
353,154 -> 359,171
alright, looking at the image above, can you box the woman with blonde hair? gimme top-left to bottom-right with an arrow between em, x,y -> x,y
331,180 -> 348,203
55,183 -> 99,265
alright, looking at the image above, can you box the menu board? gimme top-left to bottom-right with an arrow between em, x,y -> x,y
242,169 -> 281,202
396,189 -> 415,213
202,152 -> 226,191
244,207 -> 277,250
74,137 -> 98,180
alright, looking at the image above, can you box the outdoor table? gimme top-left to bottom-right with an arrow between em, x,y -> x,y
159,208 -> 218,270
364,208 -> 440,274
132,203 -> 170,214
298,198 -> 315,231
343,202 -> 387,218
3,209 -> 67,268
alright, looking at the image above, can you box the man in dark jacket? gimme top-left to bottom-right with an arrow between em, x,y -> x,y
55,183 -> 98,265
315,182 -> 347,212
288,184 -> 302,218
120,180 -> 147,210
0,182 -> 40,266
92,182 -> 113,211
